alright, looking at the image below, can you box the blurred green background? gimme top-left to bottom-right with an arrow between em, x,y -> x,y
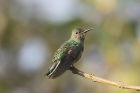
0,0 -> 140,93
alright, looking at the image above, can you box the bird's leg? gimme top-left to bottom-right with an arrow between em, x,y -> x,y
68,65 -> 74,70
70,65 -> 74,67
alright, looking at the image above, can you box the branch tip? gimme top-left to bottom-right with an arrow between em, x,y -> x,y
69,66 -> 140,91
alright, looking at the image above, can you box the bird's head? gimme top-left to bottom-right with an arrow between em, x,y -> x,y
70,27 -> 93,42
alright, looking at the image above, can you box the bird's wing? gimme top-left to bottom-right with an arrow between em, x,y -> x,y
52,41 -> 72,62
48,42 -> 83,79
49,48 -> 79,79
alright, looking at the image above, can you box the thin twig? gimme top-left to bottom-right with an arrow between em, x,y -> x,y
69,66 -> 140,91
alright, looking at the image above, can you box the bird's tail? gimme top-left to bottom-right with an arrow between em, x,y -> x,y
44,60 -> 72,79
44,61 -> 60,78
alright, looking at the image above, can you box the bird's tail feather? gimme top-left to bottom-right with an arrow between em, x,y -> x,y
44,61 -> 60,78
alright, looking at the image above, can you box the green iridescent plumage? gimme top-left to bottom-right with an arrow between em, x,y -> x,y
44,27 -> 93,79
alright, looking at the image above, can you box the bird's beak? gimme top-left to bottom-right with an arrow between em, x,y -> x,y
84,28 -> 93,33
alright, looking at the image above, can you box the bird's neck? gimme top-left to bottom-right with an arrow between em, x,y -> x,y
69,38 -> 84,44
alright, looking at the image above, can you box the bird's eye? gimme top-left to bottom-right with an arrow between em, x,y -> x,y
76,32 -> 78,34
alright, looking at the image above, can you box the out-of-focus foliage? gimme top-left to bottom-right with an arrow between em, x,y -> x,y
0,0 -> 140,93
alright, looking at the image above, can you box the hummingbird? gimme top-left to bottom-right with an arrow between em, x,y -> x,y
44,27 -> 93,79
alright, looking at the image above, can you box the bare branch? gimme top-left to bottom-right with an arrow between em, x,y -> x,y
69,66 -> 140,91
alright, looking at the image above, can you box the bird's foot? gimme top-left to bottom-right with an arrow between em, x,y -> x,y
68,65 -> 75,70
